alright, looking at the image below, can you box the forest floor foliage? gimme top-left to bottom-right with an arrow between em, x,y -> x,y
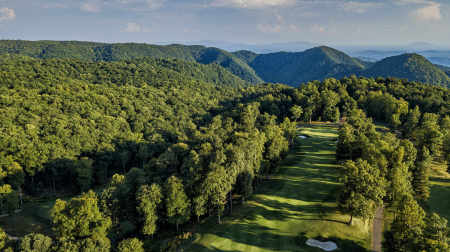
184,124 -> 370,252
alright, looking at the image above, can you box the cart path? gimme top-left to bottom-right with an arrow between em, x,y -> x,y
371,207 -> 383,252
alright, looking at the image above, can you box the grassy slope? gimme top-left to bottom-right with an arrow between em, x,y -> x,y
429,162 -> 450,229
185,124 -> 370,252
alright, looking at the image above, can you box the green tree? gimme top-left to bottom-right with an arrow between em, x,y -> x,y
19,233 -> 53,252
193,195 -> 207,223
0,184 -> 19,214
0,227 -> 8,250
338,159 -> 386,225
384,195 -> 425,252
203,165 -> 232,224
0,155 -> 25,190
165,176 -> 191,232
290,105 -> 303,122
51,190 -> 111,245
77,235 -> 111,252
412,147 -> 431,201
404,106 -> 421,137
422,213 -> 449,252
74,157 -> 94,192
117,238 -> 144,252
136,183 -> 162,236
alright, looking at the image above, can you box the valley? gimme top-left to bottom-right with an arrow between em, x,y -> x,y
186,124 -> 369,252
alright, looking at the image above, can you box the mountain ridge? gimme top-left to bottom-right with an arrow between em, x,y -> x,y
0,40 -> 448,87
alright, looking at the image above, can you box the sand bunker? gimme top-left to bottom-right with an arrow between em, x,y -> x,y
306,239 -> 338,251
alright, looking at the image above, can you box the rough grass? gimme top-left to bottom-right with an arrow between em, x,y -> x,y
0,199 -> 55,237
429,162 -> 450,229
185,124 -> 370,252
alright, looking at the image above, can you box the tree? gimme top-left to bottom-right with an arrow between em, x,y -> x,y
338,159 -> 386,225
117,238 -> 144,252
412,113 -> 443,157
0,184 -> 19,214
412,147 -> 431,201
76,235 -> 111,252
445,133 -> 450,173
19,233 -> 53,252
51,190 -> 111,245
193,195 -> 207,223
336,123 -> 355,160
202,165 -> 232,224
389,147 -> 413,207
74,157 -> 94,192
99,174 -> 125,222
0,227 -> 8,250
403,106 -> 421,137
384,195 -> 425,252
165,176 -> 191,232
136,183 -> 162,236
290,105 -> 303,122
1,155 -> 25,190
422,213 -> 448,252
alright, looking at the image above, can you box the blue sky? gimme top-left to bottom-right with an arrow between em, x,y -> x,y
0,0 -> 448,46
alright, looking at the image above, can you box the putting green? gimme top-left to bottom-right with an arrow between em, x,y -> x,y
186,124 -> 370,252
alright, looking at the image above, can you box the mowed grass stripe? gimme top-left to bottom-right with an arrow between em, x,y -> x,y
186,125 -> 370,252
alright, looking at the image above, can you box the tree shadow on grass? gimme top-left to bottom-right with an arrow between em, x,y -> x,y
194,223 -> 298,252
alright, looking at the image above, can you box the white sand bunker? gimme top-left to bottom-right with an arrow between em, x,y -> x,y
306,239 -> 338,251
298,135 -> 307,139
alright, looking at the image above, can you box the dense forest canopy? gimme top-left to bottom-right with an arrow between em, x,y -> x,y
0,42 -> 448,251
0,40 -> 449,87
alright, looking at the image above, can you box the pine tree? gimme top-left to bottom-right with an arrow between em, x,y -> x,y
412,147 -> 431,201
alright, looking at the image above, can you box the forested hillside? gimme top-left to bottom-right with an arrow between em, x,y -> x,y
235,46 -> 366,85
0,54 -> 299,251
0,40 -> 262,84
0,47 -> 449,251
1,40 -> 449,87
363,54 -> 450,87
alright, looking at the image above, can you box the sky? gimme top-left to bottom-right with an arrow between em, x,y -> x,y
0,0 -> 449,46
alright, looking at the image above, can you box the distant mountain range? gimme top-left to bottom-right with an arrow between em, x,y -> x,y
170,40 -> 450,67
0,40 -> 449,87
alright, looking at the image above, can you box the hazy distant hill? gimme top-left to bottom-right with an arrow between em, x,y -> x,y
348,49 -> 450,67
436,64 -> 450,76
362,54 -> 450,87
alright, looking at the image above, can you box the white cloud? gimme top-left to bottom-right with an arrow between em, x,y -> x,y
122,22 -> 151,32
394,0 -> 428,5
123,22 -> 142,32
43,3 -> 69,9
211,0 -> 295,9
289,24 -> 301,32
0,7 -> 15,22
257,23 -> 282,33
146,0 -> 166,9
81,0 -> 102,13
311,24 -> 326,33
412,2 -> 441,21
341,1 -> 381,14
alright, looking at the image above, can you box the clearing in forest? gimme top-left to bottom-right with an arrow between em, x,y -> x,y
186,124 -> 370,252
